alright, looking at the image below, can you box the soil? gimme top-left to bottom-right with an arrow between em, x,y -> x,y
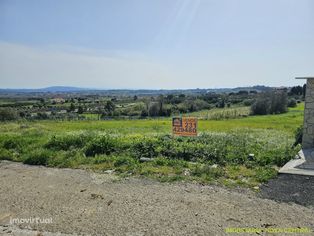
0,161 -> 313,236
260,174 -> 314,207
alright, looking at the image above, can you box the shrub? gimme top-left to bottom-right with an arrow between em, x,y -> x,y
0,108 -> 20,121
153,157 -> 188,168
288,98 -> 297,108
45,133 -> 93,150
1,136 -> 25,151
294,125 -> 303,146
114,156 -> 137,167
85,135 -> 119,156
243,99 -> 254,106
191,164 -> 224,180
131,137 -> 160,158
113,156 -> 138,173
23,149 -> 52,165
48,150 -> 89,168
254,167 -> 277,182
0,148 -> 13,161
159,139 -> 216,162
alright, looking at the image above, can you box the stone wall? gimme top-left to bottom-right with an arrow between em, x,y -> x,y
302,79 -> 314,149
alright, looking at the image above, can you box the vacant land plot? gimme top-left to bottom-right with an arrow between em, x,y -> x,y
0,161 -> 313,236
0,104 -> 304,187
0,103 -> 304,134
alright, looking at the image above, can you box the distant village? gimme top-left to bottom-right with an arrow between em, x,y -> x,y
0,85 -> 305,121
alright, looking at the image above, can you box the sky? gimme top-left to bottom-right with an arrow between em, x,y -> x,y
0,0 -> 313,89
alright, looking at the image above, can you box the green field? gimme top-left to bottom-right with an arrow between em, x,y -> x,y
0,103 -> 304,135
0,103 -> 304,188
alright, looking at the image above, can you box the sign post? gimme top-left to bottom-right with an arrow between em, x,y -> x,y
172,117 -> 198,137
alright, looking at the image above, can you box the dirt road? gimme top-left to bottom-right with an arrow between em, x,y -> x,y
0,161 -> 313,236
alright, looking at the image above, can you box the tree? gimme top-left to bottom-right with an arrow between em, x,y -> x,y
69,103 -> 76,112
148,102 -> 160,117
36,112 -> 49,120
141,108 -> 148,117
97,107 -> 102,120
78,105 -> 84,114
251,97 -> 270,115
217,99 -> 225,108
251,91 -> 288,115
157,95 -> 164,116
289,86 -> 303,96
0,108 -> 19,121
166,94 -> 174,102
237,90 -> 249,95
269,91 -> 287,114
104,100 -> 115,116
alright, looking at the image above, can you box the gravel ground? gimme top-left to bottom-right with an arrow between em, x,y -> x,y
0,161 -> 313,236
260,174 -> 314,207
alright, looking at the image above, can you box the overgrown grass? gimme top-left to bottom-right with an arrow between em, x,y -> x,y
0,129 -> 299,187
0,103 -> 304,188
0,103 -> 303,135
187,106 -> 250,120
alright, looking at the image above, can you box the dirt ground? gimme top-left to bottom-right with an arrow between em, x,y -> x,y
0,161 -> 313,236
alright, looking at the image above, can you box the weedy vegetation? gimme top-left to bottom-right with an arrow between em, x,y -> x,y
0,103 -> 304,188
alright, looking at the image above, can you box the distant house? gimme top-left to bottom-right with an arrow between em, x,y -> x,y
59,110 -> 67,114
51,98 -> 65,104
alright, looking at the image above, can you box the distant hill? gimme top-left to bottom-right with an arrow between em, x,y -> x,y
0,86 -> 91,93
0,85 -> 276,95
40,86 -> 91,92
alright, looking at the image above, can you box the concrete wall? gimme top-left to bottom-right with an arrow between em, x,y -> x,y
303,79 -> 314,149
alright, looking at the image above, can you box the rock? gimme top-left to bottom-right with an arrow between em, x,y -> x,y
140,157 -> 153,162
91,193 -> 104,200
